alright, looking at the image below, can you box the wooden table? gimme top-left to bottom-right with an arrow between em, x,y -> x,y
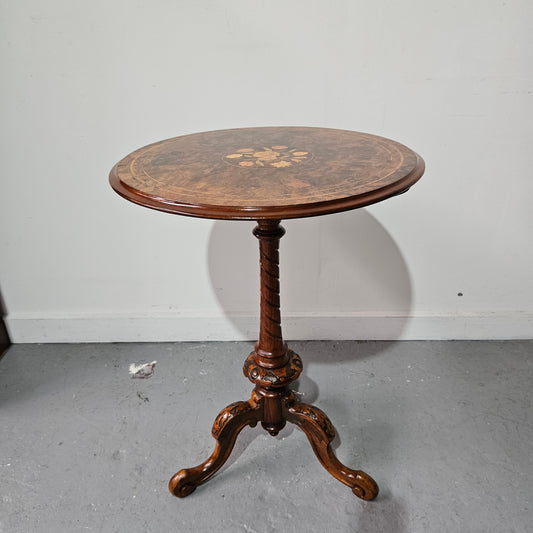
109,126 -> 425,500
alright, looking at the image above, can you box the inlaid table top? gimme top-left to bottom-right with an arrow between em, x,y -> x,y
109,126 -> 425,220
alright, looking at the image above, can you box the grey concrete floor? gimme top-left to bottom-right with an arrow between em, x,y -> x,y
0,341 -> 531,533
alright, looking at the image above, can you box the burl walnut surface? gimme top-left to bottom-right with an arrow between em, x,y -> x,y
109,127 -> 425,500
110,127 -> 424,220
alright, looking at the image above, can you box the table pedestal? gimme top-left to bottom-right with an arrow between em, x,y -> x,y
168,220 -> 378,500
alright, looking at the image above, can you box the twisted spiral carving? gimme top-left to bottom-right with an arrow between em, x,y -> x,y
253,221 -> 285,357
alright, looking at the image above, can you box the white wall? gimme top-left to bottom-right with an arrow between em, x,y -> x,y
1,0 -> 532,342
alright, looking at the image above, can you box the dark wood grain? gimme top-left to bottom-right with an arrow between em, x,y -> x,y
109,127 -> 424,220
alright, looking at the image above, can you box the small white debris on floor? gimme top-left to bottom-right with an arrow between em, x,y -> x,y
128,361 -> 157,379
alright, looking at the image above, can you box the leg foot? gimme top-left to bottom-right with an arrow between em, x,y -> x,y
169,396 -> 261,498
285,398 -> 379,500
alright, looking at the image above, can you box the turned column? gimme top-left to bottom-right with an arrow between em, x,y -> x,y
248,220 -> 291,436
253,220 -> 288,366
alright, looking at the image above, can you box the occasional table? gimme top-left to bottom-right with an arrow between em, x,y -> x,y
109,127 -> 425,500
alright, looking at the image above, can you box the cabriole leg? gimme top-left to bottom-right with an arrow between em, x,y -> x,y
169,393 -> 262,497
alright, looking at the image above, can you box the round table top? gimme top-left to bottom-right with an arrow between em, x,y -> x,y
109,127 -> 425,220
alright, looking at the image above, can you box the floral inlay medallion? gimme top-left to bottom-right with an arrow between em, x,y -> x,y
224,146 -> 311,168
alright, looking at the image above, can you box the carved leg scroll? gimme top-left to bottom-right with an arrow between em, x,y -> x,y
168,393 -> 262,498
285,396 -> 379,501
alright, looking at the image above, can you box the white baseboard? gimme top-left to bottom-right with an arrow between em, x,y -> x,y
5,312 -> 533,343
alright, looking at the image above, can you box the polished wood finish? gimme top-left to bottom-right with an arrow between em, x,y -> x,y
169,391 -> 377,500
169,221 -> 378,500
109,127 -> 425,500
110,127 -> 424,220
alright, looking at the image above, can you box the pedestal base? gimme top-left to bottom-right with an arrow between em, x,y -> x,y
169,220 -> 378,500
169,351 -> 378,501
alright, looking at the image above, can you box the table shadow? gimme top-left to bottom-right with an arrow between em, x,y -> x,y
207,208 -> 413,347
206,210 -> 413,519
